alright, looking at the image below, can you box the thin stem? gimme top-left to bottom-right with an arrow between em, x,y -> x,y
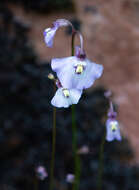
110,101 -> 114,112
71,105 -> 81,190
34,177 -> 38,190
71,105 -> 76,156
97,130 -> 106,190
71,30 -> 84,56
71,31 -> 81,190
71,31 -> 76,56
77,32 -> 84,54
49,107 -> 56,190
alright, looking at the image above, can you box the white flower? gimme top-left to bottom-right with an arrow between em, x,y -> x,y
51,87 -> 82,108
106,119 -> 122,142
51,55 -> 103,90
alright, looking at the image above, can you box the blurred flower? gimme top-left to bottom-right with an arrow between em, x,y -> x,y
51,46 -> 103,90
77,145 -> 89,154
104,90 -> 112,98
36,166 -> 48,180
51,87 -> 82,108
106,101 -> 121,142
44,19 -> 71,47
106,119 -> 121,142
66,174 -> 75,183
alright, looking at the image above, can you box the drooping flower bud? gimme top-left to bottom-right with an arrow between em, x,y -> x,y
44,19 -> 72,47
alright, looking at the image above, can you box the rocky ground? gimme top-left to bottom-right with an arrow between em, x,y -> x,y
8,0 -> 139,162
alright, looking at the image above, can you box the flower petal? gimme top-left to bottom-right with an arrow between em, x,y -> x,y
57,58 -> 103,89
51,88 -> 82,108
54,19 -> 70,27
114,130 -> 122,141
51,57 -> 77,88
44,27 -> 57,47
51,88 -> 70,108
81,59 -> 103,89
69,89 -> 82,104
51,56 -> 76,72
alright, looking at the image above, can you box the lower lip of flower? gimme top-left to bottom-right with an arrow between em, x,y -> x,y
75,64 -> 84,74
62,88 -> 70,98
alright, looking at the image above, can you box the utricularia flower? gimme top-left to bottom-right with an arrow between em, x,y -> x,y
44,19 -> 103,108
51,80 -> 82,108
66,174 -> 75,183
35,166 -> 48,180
106,102 -> 122,142
51,46 -> 103,90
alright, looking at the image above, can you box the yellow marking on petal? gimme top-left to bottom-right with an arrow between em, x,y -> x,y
62,89 -> 70,98
75,65 -> 83,74
111,122 -> 117,132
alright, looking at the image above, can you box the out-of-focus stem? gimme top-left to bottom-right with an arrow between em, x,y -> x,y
49,106 -> 56,190
97,130 -> 106,190
71,31 -> 81,190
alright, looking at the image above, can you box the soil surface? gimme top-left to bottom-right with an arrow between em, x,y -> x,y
8,0 -> 139,163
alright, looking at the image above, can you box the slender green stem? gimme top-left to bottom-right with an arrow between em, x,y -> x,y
34,177 -> 38,190
49,107 -> 56,190
97,130 -> 106,190
72,105 -> 81,190
71,31 -> 76,56
71,105 -> 76,156
71,31 -> 81,190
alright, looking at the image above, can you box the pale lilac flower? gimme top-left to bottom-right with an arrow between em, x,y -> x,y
44,19 -> 71,47
106,119 -> 121,142
36,166 -> 48,180
66,174 -> 75,183
51,87 -> 82,108
51,47 -> 103,90
106,101 -> 121,142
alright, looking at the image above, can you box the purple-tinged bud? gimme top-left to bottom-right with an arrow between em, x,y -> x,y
75,46 -> 86,60
108,111 -> 117,119
36,166 -> 48,180
66,174 -> 75,183
44,19 -> 72,47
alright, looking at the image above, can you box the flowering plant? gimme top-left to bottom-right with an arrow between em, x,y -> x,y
44,19 -> 103,108
43,18 -> 122,190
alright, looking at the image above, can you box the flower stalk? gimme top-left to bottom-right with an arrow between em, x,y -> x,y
97,130 -> 106,190
71,31 -> 81,190
49,98 -> 57,190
